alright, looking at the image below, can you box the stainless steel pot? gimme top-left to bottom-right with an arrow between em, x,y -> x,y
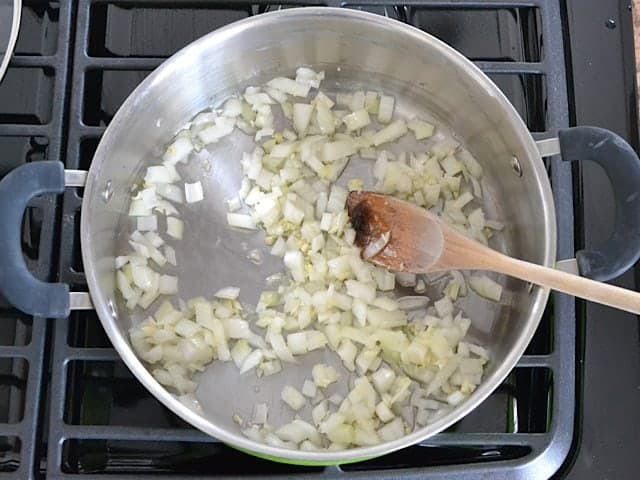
0,0 -> 21,83
1,8 -> 640,465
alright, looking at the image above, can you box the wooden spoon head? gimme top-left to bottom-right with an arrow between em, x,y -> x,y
346,191 -> 445,273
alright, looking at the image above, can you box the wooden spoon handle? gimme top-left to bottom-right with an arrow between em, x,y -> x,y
491,254 -> 640,315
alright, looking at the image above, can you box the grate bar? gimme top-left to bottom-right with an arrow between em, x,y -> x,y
87,0 -> 542,6
82,57 -> 164,70
0,346 -> 31,359
342,1 -> 541,7
0,125 -> 50,136
60,425 -> 211,442
9,56 -> 59,68
515,354 -> 554,368
77,126 -> 106,137
63,347 -> 121,362
474,62 -> 545,74
422,432 -> 549,448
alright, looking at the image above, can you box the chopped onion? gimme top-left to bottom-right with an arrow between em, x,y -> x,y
240,349 -> 263,374
214,287 -> 240,300
312,363 -> 339,388
137,215 -> 157,232
281,385 -> 306,411
123,68 -> 497,451
468,275 -> 503,302
283,250 -> 305,282
377,95 -> 395,124
158,275 -> 178,294
184,181 -> 204,203
362,231 -> 390,260
343,109 -> 371,131
407,118 -> 435,140
268,77 -> 311,97
166,217 -> 183,240
226,213 -> 257,230
302,379 -> 317,398
293,103 -> 313,135
372,120 -> 407,146
163,137 -> 193,165
157,183 -> 184,204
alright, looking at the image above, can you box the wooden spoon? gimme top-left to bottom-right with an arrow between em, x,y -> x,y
346,191 -> 640,315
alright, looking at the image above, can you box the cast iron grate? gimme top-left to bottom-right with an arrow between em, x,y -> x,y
0,1 -> 73,478
1,1 -> 577,479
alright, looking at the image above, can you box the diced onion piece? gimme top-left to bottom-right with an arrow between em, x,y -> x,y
269,333 -> 296,363
268,77 -> 311,97
345,280 -> 376,304
163,137 -> 193,165
293,103 -> 313,135
458,148 -> 483,178
377,95 -> 395,124
227,213 -> 257,230
343,109 -> 371,132
326,185 -> 348,213
397,296 -> 429,310
302,379 -> 317,398
312,400 -> 328,425
468,275 -> 503,302
231,340 -> 252,369
252,403 -> 268,424
407,118 -> 435,140
284,250 -> 305,282
287,331 -> 308,355
184,181 -> 204,203
312,363 -> 339,388
362,231 -> 390,259
337,339 -> 357,371
240,349 -> 263,374
214,287 -> 240,300
222,97 -> 242,117
156,183 -> 184,204
446,390 -> 466,406
198,117 -> 236,144
158,275 -> 178,294
281,385 -> 306,411
372,366 -> 396,393
377,417 -> 405,442
323,140 -> 356,163
372,120 -> 407,146
137,215 -> 157,232
166,217 -> 184,240
375,401 -> 395,423
128,199 -> 151,217
314,91 -> 335,109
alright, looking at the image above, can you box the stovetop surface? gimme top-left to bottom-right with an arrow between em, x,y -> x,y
0,1 -> 637,479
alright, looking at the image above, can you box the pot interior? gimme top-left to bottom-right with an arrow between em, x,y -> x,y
81,8 -> 555,461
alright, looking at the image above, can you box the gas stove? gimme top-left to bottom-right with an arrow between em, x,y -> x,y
0,1 -> 637,478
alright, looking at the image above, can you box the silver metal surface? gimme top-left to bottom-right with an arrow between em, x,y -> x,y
69,291 -> 94,310
536,137 -> 562,157
0,0 -> 20,83
64,169 -> 88,187
556,258 -> 580,275
79,8 -> 556,463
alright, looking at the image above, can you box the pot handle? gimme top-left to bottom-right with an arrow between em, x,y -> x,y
558,126 -> 640,281
0,161 -> 70,317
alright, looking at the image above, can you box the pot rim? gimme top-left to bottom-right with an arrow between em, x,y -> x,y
81,7 -> 556,463
0,0 -> 21,83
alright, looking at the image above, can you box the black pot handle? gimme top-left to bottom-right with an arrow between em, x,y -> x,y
0,161 -> 69,317
558,126 -> 640,281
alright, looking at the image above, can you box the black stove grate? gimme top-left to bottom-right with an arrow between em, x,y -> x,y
0,2 -> 73,478
0,1 -> 577,478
